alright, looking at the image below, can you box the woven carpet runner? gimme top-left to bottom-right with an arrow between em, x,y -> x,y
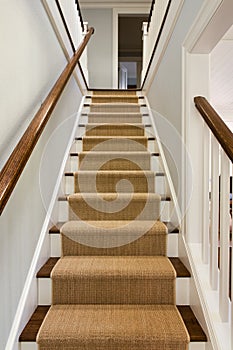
37,91 -> 189,349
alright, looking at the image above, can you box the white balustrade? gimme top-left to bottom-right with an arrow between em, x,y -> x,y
198,111 -> 232,343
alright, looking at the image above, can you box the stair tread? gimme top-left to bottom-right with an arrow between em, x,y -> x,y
41,256 -> 176,279
86,103 -> 142,106
84,123 -> 145,126
19,305 -> 206,343
81,136 -> 148,139
37,257 -> 190,278
65,170 -> 164,176
70,151 -> 160,156
58,194 -> 171,201
37,305 -> 189,346
89,95 -> 139,98
87,112 -> 142,115
76,136 -> 156,140
49,221 -> 179,234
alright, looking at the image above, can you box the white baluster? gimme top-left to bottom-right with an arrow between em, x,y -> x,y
231,165 -> 233,350
202,123 -> 210,264
141,22 -> 148,83
219,150 -> 230,321
210,135 -> 219,290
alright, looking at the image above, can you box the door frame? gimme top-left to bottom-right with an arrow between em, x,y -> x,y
112,7 -> 150,88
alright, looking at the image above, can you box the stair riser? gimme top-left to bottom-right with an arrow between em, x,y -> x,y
58,199 -> 172,222
20,343 -> 206,350
73,139 -> 158,153
63,175 -> 167,196
52,279 -> 175,305
68,198 -> 160,221
84,126 -> 146,137
79,115 -> 151,125
50,233 -> 179,258
76,125 -> 155,137
68,156 -> 163,173
83,105 -> 147,114
37,277 -> 190,306
91,98 -> 139,104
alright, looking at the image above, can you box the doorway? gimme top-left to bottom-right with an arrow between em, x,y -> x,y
118,15 -> 148,89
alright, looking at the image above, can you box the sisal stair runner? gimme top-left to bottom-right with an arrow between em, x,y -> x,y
37,92 -> 190,349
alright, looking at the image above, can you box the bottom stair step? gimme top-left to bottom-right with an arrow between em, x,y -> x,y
19,305 -> 207,349
37,305 -> 189,349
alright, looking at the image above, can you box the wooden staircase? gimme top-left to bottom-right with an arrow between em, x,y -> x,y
19,91 -> 207,350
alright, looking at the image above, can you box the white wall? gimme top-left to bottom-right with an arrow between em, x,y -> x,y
82,9 -> 113,88
146,0 -> 204,201
210,26 -> 233,131
0,1 -> 82,348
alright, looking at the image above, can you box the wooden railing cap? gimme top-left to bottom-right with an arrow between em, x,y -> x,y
194,96 -> 233,162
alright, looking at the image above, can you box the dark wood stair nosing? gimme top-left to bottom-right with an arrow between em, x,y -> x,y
19,305 -> 207,343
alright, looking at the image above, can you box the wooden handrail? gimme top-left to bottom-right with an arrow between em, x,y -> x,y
194,96 -> 233,162
0,27 -> 94,215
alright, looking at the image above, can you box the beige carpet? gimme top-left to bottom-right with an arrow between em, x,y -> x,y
92,96 -> 139,103
37,92 -> 189,350
93,90 -> 137,96
68,193 -> 161,221
74,170 -> 155,193
85,123 -> 145,136
61,220 -> 167,256
88,112 -> 142,123
82,136 -> 148,151
79,151 -> 151,170
51,256 -> 176,304
37,305 -> 189,350
90,103 -> 141,113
